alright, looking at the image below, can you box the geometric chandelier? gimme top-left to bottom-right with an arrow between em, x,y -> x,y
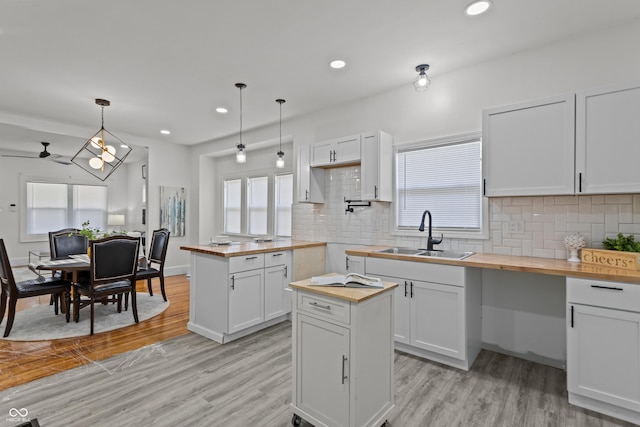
71,98 -> 132,181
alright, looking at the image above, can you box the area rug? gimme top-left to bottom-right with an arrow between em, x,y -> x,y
2,268 -> 170,341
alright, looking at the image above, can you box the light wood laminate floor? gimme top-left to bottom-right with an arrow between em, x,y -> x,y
0,275 -> 634,426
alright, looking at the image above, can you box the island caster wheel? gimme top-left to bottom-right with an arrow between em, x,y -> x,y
292,414 -> 302,426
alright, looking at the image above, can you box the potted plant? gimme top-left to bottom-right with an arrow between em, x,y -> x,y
602,233 -> 640,253
75,221 -> 101,257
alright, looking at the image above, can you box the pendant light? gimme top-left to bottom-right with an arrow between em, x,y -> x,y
235,83 -> 247,163
275,98 -> 286,168
71,98 -> 132,181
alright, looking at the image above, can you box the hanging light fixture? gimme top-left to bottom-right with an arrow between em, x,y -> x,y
413,64 -> 431,92
275,98 -> 286,168
235,83 -> 247,163
71,99 -> 132,181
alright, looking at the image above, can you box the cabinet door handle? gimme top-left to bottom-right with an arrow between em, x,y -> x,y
579,172 -> 582,193
341,355 -> 348,384
231,275 -> 235,290
590,284 -> 623,291
404,281 -> 408,297
345,257 -> 350,271
374,185 -> 378,199
305,189 -> 309,201
284,265 -> 288,278
483,178 -> 486,196
410,281 -> 414,298
245,256 -> 258,260
570,305 -> 574,328
309,301 -> 331,310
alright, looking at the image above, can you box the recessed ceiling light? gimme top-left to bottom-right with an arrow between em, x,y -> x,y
329,59 -> 346,69
465,0 -> 492,16
160,130 -> 171,135
216,107 -> 228,114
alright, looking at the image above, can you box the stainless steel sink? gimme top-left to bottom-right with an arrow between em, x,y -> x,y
417,250 -> 475,260
376,247 -> 424,255
376,247 -> 475,260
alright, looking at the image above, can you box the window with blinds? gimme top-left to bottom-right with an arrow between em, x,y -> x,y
396,138 -> 482,231
224,179 -> 242,234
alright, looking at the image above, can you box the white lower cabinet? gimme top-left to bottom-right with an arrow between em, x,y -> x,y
291,286 -> 395,427
188,250 -> 292,343
228,269 -> 264,334
345,255 -> 364,275
366,257 -> 482,370
567,277 -> 640,425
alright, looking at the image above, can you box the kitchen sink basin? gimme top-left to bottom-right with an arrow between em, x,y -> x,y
417,250 -> 475,260
376,247 -> 424,255
376,247 -> 475,260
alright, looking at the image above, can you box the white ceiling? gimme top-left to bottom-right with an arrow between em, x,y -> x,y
0,0 -> 639,159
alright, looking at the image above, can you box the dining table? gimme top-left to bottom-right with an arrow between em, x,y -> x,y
30,254 -> 91,314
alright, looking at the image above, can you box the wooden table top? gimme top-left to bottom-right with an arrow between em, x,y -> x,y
346,245 -> 640,284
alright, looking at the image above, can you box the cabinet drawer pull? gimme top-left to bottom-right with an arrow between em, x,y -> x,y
309,301 -> 331,310
245,256 -> 258,260
341,355 -> 348,384
272,253 -> 283,257
590,285 -> 624,291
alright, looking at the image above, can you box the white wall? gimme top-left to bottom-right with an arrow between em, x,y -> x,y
147,140 -> 191,276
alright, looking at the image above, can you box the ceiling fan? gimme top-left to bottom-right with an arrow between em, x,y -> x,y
1,141 -> 72,165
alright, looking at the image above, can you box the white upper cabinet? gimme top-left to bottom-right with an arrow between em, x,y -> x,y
310,134 -> 361,167
482,94 -> 576,196
576,82 -> 640,194
361,131 -> 393,201
297,145 -> 325,203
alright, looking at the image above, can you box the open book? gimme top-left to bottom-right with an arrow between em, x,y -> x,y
309,273 -> 383,288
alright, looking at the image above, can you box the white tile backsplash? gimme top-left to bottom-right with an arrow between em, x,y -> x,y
292,166 -> 640,259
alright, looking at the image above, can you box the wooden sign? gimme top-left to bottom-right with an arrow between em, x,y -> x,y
581,248 -> 640,271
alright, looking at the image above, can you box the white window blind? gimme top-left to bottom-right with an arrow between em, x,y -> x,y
224,179 -> 242,234
26,182 -> 108,236
247,176 -> 268,235
397,139 -> 482,230
274,173 -> 293,237
26,182 -> 67,234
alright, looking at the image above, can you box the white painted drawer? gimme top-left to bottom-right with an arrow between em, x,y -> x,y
229,253 -> 265,273
297,291 -> 350,325
567,277 -> 640,312
265,250 -> 291,268
366,257 -> 466,287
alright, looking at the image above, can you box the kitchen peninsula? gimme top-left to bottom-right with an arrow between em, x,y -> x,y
347,245 -> 640,424
181,239 -> 326,344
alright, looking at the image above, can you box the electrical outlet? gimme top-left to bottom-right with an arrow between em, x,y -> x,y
508,220 -> 524,233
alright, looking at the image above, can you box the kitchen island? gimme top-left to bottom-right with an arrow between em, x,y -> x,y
180,239 -> 326,343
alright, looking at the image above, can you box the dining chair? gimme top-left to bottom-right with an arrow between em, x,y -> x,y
73,235 -> 140,335
0,239 -> 71,337
136,228 -> 170,301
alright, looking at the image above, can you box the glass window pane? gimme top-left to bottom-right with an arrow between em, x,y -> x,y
73,185 -> 108,231
247,176 -> 268,235
224,179 -> 242,234
26,182 -> 67,234
396,140 -> 482,230
275,174 -> 293,237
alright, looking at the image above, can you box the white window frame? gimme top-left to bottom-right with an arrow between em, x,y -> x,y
20,175 -> 109,243
221,170 -> 293,238
391,132 -> 488,240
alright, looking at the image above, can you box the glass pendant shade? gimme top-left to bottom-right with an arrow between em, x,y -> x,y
414,64 -> 431,92
236,143 -> 246,163
276,151 -> 285,168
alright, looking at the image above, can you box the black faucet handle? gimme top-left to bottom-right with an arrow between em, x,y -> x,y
431,233 -> 443,245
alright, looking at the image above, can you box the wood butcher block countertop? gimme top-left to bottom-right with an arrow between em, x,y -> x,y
289,275 -> 397,303
180,239 -> 326,257
346,245 -> 640,284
